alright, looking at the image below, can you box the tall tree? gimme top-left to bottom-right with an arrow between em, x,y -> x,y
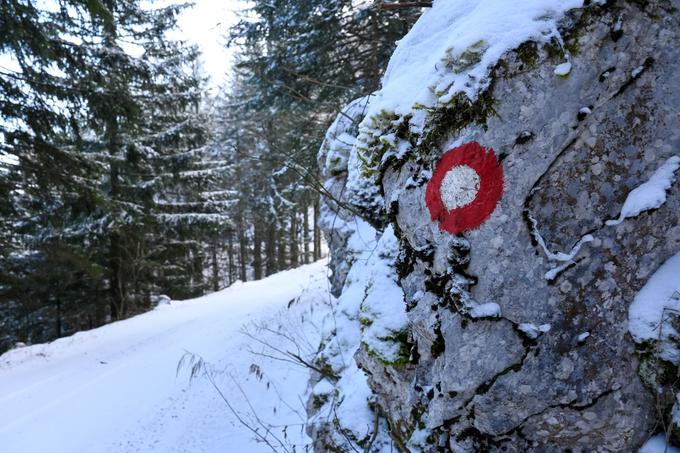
0,0 -> 235,349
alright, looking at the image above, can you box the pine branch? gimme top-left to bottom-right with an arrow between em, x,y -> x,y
377,2 -> 432,10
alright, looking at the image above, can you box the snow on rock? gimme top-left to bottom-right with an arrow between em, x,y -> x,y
367,0 -> 584,120
576,331 -> 590,343
628,251 -> 680,363
309,360 -> 392,452
554,61 -> 572,77
312,378 -> 335,396
518,323 -> 551,339
607,156 -> 680,226
319,96 -> 370,177
317,194 -> 376,295
353,0 -> 586,184
332,362 -> 375,437
470,302 -> 501,319
318,95 -> 385,225
528,212 -> 594,280
345,132 -> 385,216
317,217 -> 378,371
631,65 -> 646,78
358,225 -> 409,364
310,216 -> 407,448
308,217 -> 379,441
318,223 -> 408,370
578,106 -> 592,116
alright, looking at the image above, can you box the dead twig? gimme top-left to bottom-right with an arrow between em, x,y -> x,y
364,404 -> 381,453
177,352 -> 284,453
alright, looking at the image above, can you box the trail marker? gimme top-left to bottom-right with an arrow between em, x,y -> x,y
425,142 -> 504,234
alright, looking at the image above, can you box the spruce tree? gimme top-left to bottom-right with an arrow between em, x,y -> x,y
0,0 -> 234,348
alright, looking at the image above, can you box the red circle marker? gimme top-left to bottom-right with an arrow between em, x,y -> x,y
425,142 -> 504,234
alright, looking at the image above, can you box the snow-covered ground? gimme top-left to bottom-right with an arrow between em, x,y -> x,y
0,260 -> 331,453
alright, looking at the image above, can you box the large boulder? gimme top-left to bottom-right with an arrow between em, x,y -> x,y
310,0 -> 680,450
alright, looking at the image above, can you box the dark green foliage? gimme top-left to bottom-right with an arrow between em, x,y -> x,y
0,0 -> 232,350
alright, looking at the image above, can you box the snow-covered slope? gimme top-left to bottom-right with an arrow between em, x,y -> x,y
0,261 -> 331,453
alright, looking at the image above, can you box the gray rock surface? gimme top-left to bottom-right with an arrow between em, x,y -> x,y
311,1 -> 680,451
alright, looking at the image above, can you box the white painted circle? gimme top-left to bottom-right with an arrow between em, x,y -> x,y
440,165 -> 480,210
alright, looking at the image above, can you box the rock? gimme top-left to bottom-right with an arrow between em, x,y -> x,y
308,1 -> 680,451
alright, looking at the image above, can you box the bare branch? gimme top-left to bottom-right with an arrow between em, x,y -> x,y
177,352 -> 283,453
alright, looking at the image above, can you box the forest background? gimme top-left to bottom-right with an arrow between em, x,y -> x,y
0,0 -> 420,352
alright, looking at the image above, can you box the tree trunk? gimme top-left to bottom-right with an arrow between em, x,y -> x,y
237,215 -> 248,282
55,297 -> 62,337
265,221 -> 277,276
104,13 -> 125,321
211,239 -> 219,292
313,197 -> 321,260
368,10 -> 381,91
227,231 -> 235,285
253,223 -> 263,280
277,225 -> 287,270
290,212 -> 299,267
303,203 -> 310,264
109,150 -> 125,320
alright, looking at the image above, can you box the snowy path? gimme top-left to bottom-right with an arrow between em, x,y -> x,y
0,261 -> 329,453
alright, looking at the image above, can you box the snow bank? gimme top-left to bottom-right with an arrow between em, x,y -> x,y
607,156 -> 680,226
628,251 -> 680,363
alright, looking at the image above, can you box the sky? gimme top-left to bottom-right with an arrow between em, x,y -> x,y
173,0 -> 247,92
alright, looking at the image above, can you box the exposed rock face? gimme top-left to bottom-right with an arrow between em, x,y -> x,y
310,1 -> 680,451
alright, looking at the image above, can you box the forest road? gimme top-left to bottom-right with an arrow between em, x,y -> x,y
0,261 -> 327,453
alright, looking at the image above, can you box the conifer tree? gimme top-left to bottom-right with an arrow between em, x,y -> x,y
0,0 -> 235,348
